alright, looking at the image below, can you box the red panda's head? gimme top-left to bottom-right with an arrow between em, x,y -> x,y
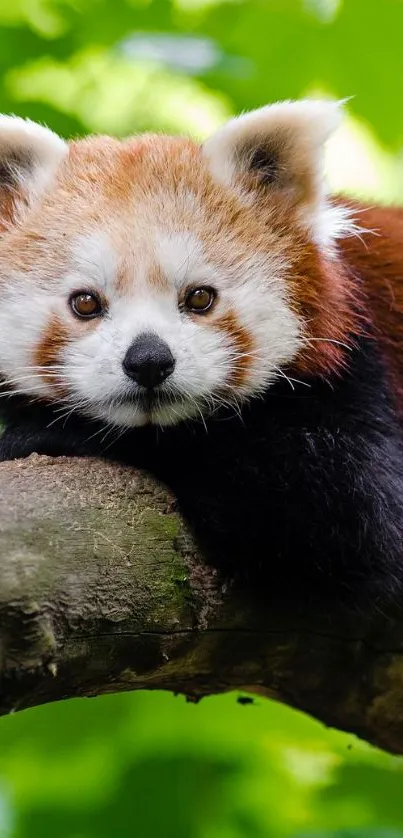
0,100 -> 355,428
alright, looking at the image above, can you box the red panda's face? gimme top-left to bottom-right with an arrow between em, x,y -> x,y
0,102 -> 353,428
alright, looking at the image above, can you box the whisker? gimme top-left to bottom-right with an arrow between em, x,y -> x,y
274,368 -> 295,392
273,368 -> 311,390
304,337 -> 352,351
101,424 -> 128,451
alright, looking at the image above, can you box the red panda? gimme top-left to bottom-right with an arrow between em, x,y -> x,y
1,99 -> 403,608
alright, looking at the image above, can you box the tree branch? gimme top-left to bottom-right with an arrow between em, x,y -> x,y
0,454 -> 402,755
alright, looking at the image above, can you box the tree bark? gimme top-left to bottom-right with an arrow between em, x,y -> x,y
0,454 -> 403,755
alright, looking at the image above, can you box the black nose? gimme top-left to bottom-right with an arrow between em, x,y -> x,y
122,333 -> 175,389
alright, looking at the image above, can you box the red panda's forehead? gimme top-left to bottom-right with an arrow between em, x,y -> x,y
0,132 -> 296,285
57,134 -> 293,269
63,135 -> 214,218
67,136 -> 193,190
57,135 -> 291,245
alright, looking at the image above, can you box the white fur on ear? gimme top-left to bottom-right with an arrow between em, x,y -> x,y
0,115 -> 67,212
203,99 -> 348,246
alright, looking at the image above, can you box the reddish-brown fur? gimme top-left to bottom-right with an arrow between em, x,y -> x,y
147,263 -> 169,291
0,190 -> 17,232
34,315 -> 69,392
288,243 -> 358,377
213,310 -> 255,388
338,200 -> 403,409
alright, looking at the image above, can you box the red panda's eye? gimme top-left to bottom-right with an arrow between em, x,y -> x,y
70,292 -> 104,319
184,287 -> 216,314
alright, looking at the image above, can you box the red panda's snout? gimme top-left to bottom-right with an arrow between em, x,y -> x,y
122,334 -> 175,388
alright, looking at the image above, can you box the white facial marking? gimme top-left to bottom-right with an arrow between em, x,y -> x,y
0,279 -> 54,399
68,230 -> 119,293
154,231 -> 218,290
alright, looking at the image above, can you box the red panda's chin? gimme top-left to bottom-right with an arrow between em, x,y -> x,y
84,398 -> 202,429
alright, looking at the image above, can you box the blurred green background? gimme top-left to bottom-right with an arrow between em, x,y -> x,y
1,0 -> 403,835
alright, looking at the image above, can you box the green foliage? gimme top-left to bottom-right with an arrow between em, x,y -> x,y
1,0 -> 403,835
1,0 -> 403,145
1,691 -> 403,838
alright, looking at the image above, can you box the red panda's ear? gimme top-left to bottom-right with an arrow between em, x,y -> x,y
203,99 -> 344,241
0,116 -> 67,230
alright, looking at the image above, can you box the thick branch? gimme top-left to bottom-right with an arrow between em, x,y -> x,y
0,455 -> 402,754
